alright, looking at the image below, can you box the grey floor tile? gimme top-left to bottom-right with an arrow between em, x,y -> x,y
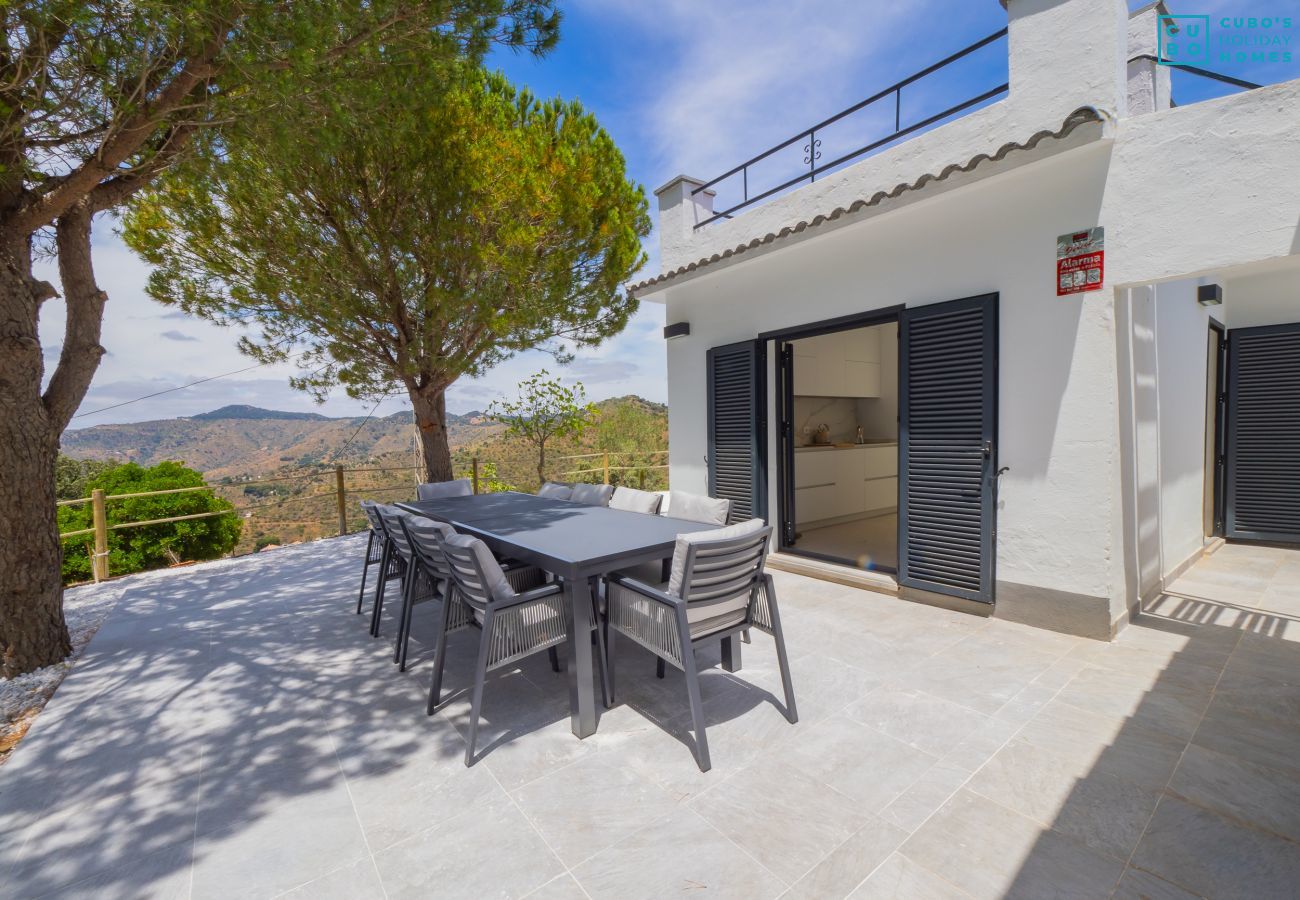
347,750 -> 500,852
785,715 -> 938,814
372,795 -> 563,900
880,760 -> 971,833
277,857 -> 386,899
844,684 -> 990,756
689,751 -> 873,884
1110,866 -> 1202,900
34,840 -> 194,900
1167,743 -> 1300,843
900,788 -> 1124,900
571,806 -> 786,899
1130,795 -> 1300,899
1191,698 -> 1300,778
190,774 -> 370,899
1014,699 -> 1186,791
848,852 -> 971,899
523,873 -> 589,899
511,755 -> 680,868
1052,665 -> 1211,740
6,773 -> 199,898
782,815 -> 908,900
965,737 -> 1160,860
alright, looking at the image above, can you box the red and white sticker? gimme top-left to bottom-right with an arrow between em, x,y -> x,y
1057,227 -> 1104,296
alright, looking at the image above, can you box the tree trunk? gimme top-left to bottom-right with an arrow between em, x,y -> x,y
537,442 -> 546,488
0,235 -> 72,677
409,387 -> 453,483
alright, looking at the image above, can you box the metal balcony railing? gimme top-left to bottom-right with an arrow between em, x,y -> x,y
692,28 -> 1010,228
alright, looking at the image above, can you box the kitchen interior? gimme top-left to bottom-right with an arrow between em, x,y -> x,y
790,320 -> 898,570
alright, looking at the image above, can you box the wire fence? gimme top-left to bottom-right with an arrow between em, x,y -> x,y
59,450 -> 668,583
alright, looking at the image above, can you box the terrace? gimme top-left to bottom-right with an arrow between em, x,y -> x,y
1,532 -> 1296,898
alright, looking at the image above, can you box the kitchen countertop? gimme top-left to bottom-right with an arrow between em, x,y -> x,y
795,441 -> 897,452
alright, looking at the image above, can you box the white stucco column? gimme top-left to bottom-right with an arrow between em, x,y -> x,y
1127,2 -> 1173,114
1004,0 -> 1129,122
654,175 -> 715,275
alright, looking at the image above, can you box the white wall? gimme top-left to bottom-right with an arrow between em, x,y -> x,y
857,321 -> 898,440
1224,263 -> 1300,329
664,141 -> 1124,615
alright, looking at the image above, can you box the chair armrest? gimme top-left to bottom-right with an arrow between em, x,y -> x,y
607,573 -> 684,609
493,582 -> 564,610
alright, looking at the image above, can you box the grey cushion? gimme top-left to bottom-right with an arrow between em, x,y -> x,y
664,491 -> 730,526
668,517 -> 768,597
537,482 -> 573,501
445,533 -> 512,604
609,486 -> 663,515
570,483 -> 615,506
607,578 -> 750,640
416,478 -> 472,501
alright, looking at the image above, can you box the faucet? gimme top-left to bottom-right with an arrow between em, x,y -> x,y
855,426 -> 864,444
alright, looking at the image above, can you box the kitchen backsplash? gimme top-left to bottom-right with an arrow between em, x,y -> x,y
794,396 -> 894,445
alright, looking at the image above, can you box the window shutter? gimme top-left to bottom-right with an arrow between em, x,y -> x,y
707,341 -> 767,524
899,294 -> 998,603
1226,323 -> 1300,544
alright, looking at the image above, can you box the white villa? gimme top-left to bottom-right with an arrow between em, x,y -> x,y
633,0 -> 1300,639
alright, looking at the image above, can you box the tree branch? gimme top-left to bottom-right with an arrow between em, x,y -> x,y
42,202 -> 107,431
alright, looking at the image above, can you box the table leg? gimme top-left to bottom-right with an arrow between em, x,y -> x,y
722,634 -> 742,672
564,576 -> 598,739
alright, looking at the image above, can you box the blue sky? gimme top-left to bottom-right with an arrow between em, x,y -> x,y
50,0 -> 1297,428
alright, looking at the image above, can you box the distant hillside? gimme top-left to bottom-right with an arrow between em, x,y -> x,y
190,405 -> 329,422
62,405 -> 504,480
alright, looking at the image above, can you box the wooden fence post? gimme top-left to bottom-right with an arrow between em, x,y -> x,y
639,469 -> 646,490
603,452 -> 610,485
91,488 -> 108,582
335,465 -> 347,536
472,457 -> 480,494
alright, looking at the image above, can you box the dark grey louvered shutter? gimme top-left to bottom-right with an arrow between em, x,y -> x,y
1226,322 -> 1300,544
707,341 -> 767,524
899,294 -> 998,603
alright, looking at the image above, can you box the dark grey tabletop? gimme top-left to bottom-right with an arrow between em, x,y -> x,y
397,491 -> 714,577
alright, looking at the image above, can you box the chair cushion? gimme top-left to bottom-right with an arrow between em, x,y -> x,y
664,491 -> 730,526
668,517 -> 768,597
607,578 -> 749,640
569,483 -> 614,506
444,533 -> 512,603
416,478 -> 472,501
537,482 -> 573,500
609,486 -> 663,515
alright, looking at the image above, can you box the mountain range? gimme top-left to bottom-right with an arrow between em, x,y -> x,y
61,404 -> 504,480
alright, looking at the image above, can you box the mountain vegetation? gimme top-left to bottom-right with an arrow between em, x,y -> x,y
57,461 -> 241,584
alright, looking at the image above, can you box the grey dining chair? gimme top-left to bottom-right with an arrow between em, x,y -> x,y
609,486 -> 662,514
370,504 -> 429,641
433,529 -> 611,766
358,501 -> 408,623
569,482 -> 614,506
662,490 -> 731,526
416,478 -> 473,501
396,514 -> 550,674
604,519 -> 797,772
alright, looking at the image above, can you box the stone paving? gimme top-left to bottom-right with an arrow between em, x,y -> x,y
0,535 -> 1297,898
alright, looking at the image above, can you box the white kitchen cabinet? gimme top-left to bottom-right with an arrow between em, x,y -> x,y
793,327 -> 881,398
845,360 -> 881,397
795,445 -> 899,524
864,476 -> 898,512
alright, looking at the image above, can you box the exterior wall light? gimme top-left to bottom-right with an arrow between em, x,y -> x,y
663,322 -> 691,339
1197,284 -> 1223,307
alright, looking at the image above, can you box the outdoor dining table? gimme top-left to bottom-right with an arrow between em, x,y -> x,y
397,491 -> 718,739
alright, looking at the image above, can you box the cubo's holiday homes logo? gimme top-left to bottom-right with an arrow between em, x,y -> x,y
1158,14 -> 1294,66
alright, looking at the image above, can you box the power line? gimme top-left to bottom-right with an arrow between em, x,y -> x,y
72,331 -> 316,421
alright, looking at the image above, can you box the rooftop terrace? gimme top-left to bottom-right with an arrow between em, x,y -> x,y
1,536 -> 1297,897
